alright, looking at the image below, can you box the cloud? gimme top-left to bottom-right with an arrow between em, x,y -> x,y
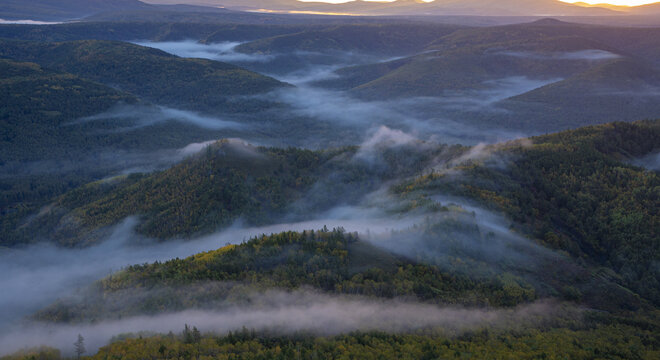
133,40 -> 276,63
438,76 -> 562,110
631,151 -> 660,171
354,126 -> 424,163
75,105 -> 246,131
498,50 -> 621,61
364,195 -> 559,277
0,19 -> 63,25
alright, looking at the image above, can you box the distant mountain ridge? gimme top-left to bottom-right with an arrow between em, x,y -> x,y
1,0 -> 646,21
172,0 -> 621,16
0,0 -> 151,21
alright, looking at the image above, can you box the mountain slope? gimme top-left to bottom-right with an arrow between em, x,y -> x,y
22,121 -> 660,311
0,39 -> 285,113
34,229 -> 541,323
21,141 -> 457,246
235,23 -> 464,56
0,0 -> 151,21
397,120 -> 660,305
0,58 -> 138,251
504,58 -> 660,126
0,58 -> 137,162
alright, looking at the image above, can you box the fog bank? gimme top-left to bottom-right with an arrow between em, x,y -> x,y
0,291 -> 570,356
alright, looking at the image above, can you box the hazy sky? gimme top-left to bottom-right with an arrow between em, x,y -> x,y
297,0 -> 659,5
560,0 -> 658,5
145,0 -> 660,7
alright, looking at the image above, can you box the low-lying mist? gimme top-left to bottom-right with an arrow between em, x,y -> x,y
632,151 -> 660,171
498,49 -> 621,61
75,104 -> 246,131
366,195 -> 559,277
0,38 -> 610,357
132,40 -> 276,63
0,290 -> 572,356
0,137 -> 578,356
0,203 -> 425,329
135,40 -> 536,145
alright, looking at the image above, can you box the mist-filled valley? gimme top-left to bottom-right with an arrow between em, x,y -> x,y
1,1 -> 660,359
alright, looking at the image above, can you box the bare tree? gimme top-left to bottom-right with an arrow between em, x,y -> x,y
74,334 -> 86,359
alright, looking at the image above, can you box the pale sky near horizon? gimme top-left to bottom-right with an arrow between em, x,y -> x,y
297,0 -> 659,6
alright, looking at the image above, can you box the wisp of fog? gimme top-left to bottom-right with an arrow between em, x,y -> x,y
0,290 -> 572,356
75,104 -> 245,131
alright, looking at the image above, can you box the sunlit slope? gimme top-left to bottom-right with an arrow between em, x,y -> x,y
0,39 -> 286,113
397,120 -> 660,305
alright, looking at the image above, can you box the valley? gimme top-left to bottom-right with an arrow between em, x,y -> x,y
0,1 -> 659,359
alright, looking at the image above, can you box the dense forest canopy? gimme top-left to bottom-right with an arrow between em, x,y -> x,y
0,6 -> 659,358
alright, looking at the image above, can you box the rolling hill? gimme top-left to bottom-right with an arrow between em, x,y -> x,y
234,23 -> 464,56
0,58 -> 137,162
0,39 -> 286,113
0,0 -> 151,21
503,58 -> 660,127
19,120 -> 660,308
330,20 -> 625,97
18,140 -> 458,246
307,20 -> 660,130
34,228 -> 542,323
396,120 -> 660,305
25,119 -> 660,357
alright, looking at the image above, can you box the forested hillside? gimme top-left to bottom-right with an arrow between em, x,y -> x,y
16,140 -> 461,246
0,58 -> 137,248
0,39 -> 285,112
34,229 -> 540,323
235,23 -> 463,55
0,58 -> 136,162
64,319 -> 660,360
396,120 -> 660,305
1,11 -> 659,359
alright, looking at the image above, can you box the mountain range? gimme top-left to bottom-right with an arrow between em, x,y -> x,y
151,0 -> 657,16
5,0 -> 660,21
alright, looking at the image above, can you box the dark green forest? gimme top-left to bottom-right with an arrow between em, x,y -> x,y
395,120 -> 660,306
14,140 -> 460,246
1,11 -> 660,359
0,39 -> 284,113
34,229 -> 538,323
